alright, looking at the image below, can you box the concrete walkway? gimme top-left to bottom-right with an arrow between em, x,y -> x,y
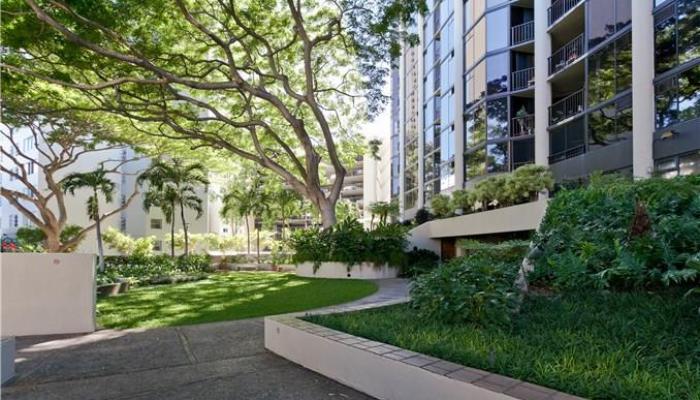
2,278 -> 409,400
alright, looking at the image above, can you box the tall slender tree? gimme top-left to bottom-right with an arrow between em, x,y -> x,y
138,158 -> 209,256
62,166 -> 115,271
221,170 -> 268,259
141,185 -> 178,257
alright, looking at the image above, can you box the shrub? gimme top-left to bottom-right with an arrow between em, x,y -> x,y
410,252 -> 520,326
450,189 -> 475,214
414,208 -> 433,225
102,227 -> 155,258
506,164 -> 554,204
99,254 -> 212,286
289,218 -> 408,267
401,247 -> 440,277
430,194 -> 452,218
533,174 -> 700,290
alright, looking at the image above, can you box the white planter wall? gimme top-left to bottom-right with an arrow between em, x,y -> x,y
295,262 -> 399,279
1,253 -> 96,336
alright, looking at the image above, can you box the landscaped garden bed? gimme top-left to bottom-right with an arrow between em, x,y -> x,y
97,272 -> 377,329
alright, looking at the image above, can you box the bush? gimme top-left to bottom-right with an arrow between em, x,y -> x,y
99,254 -> 212,286
410,251 -> 521,326
102,227 -> 155,258
430,194 -> 452,218
450,189 -> 475,214
414,208 -> 433,225
289,218 -> 408,267
401,248 -> 440,277
533,174 -> 700,290
15,225 -> 84,252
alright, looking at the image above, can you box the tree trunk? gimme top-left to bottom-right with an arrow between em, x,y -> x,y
95,209 -> 105,272
245,217 -> 251,256
319,200 -> 337,229
170,212 -> 175,258
44,227 -> 62,253
256,227 -> 260,264
180,200 -> 189,256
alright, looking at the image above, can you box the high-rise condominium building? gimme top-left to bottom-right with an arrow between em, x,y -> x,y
392,0 -> 699,220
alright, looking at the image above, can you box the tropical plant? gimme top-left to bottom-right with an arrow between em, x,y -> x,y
450,189 -> 475,214
102,227 -> 155,258
430,194 -> 452,218
268,188 -> 302,239
221,169 -> 269,260
369,200 -> 400,226
138,158 -> 209,256
414,208 -> 433,225
533,174 -> 700,290
62,166 -> 115,271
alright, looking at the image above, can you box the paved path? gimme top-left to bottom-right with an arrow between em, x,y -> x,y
2,278 -> 409,400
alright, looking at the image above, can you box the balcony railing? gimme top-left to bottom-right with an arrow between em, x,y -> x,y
511,67 -> 535,91
548,0 -> 583,26
549,34 -> 584,75
512,114 -> 535,137
549,89 -> 584,125
549,144 -> 585,164
511,20 -> 534,46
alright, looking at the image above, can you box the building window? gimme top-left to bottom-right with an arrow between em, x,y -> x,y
26,162 -> 34,175
655,151 -> 700,177
655,64 -> 700,129
466,146 -> 487,180
11,214 -> 18,228
486,52 -> 509,95
22,137 -> 34,152
153,240 -> 163,252
549,117 -> 586,163
120,216 -> 127,232
588,32 -> 632,107
150,219 -> 163,229
655,0 -> 700,75
588,0 -> 632,50
588,94 -> 633,150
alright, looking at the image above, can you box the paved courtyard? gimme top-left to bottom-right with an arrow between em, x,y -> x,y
2,279 -> 409,400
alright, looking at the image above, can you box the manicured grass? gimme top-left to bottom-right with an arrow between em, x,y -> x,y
307,290 -> 700,400
98,272 -> 377,329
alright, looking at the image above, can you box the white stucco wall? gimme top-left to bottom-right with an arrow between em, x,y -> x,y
0,253 -> 96,336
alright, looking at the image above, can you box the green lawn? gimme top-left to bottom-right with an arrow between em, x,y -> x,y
97,272 -> 377,329
307,290 -> 700,400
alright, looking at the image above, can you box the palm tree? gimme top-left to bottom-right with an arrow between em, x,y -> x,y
62,166 -> 115,271
221,171 -> 268,260
141,185 -> 178,257
138,158 -> 209,256
369,200 -> 400,227
269,188 -> 302,239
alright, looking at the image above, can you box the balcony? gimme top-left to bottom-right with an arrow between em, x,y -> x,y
549,89 -> 584,125
549,144 -> 585,164
548,0 -> 583,26
512,114 -> 535,137
549,34 -> 584,75
511,20 -> 534,46
511,67 -> 535,91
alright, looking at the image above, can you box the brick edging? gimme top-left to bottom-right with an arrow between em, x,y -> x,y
266,314 -> 585,400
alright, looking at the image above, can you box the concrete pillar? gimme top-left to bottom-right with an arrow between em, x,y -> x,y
533,0 -> 552,166
453,0 -> 465,188
632,0 -> 655,178
416,14 -> 425,210
398,53 -> 406,216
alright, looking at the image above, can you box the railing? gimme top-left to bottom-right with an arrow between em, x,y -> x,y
511,20 -> 534,46
548,0 -> 583,26
549,34 -> 584,75
511,67 -> 535,91
549,89 -> 584,125
549,144 -> 585,164
511,114 -> 535,137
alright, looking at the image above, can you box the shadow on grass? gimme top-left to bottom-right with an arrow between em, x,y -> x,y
97,272 -> 377,329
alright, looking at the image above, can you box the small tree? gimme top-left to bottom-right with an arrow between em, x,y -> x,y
138,159 -> 209,256
0,102 -> 139,252
140,184 -> 178,257
62,166 -> 116,271
268,188 -> 302,240
369,200 -> 400,226
221,169 -> 268,259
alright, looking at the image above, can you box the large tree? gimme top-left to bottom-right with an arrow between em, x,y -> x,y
1,0 -> 424,228
0,102 -> 140,252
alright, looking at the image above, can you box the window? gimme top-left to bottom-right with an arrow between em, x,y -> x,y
655,64 -> 700,129
486,97 -> 509,140
150,219 -> 163,229
466,103 -> 486,148
12,214 -> 18,228
153,240 -> 163,252
486,7 -> 509,52
487,142 -> 509,173
549,117 -> 585,163
655,151 -> 700,177
120,216 -> 127,232
588,95 -> 633,150
486,53 -> 509,95
655,0 -> 700,74
22,137 -> 34,152
588,32 -> 632,107
512,138 -> 535,169
465,146 -> 487,180
465,60 -> 486,108
26,162 -> 34,175
588,0 -> 615,49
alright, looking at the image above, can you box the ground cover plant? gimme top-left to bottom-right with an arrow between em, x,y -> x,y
98,272 -> 377,329
307,289 -> 700,400
97,254 -> 212,286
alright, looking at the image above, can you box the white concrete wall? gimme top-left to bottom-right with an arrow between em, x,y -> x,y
0,253 -> 96,336
296,262 -> 399,279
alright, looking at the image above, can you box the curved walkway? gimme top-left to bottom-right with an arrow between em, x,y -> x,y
2,278 -> 410,400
